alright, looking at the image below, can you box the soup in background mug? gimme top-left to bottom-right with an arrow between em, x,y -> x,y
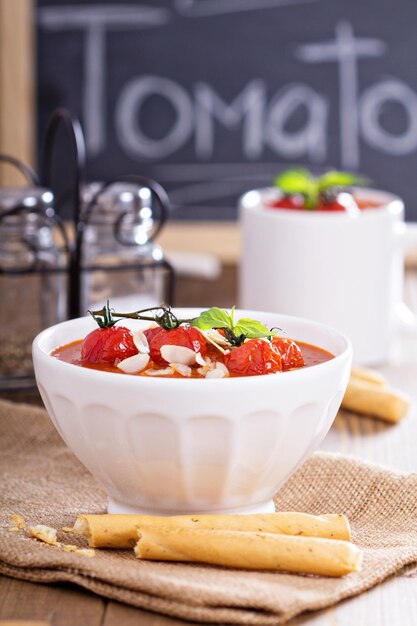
239,188 -> 417,366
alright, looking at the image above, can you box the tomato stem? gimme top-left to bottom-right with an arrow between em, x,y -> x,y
89,304 -> 195,330
223,328 -> 246,347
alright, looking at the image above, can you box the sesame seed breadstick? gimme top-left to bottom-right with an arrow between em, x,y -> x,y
134,526 -> 362,577
350,366 -> 387,386
342,377 -> 411,423
74,512 -> 351,548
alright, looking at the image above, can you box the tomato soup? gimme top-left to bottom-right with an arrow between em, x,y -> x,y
267,195 -> 381,212
52,339 -> 334,378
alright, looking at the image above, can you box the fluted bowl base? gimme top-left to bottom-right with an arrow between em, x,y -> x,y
107,498 -> 276,516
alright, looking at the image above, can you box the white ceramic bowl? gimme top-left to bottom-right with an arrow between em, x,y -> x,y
32,309 -> 352,515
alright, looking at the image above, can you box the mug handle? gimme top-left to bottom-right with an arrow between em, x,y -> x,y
395,222 -> 417,333
395,302 -> 417,333
396,221 -> 417,252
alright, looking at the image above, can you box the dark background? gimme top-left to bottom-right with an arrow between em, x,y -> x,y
37,0 -> 417,220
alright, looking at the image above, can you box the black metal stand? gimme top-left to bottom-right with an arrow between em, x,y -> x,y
0,109 -> 175,321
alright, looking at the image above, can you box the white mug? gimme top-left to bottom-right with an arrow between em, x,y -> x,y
239,188 -> 417,365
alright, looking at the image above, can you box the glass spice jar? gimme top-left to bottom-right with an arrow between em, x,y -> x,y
0,187 -> 67,389
79,181 -> 173,314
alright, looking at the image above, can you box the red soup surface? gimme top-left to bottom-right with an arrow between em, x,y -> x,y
268,195 -> 381,212
51,339 -> 334,378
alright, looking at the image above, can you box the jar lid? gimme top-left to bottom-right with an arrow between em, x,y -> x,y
82,182 -> 151,215
0,187 -> 54,215
81,182 -> 157,245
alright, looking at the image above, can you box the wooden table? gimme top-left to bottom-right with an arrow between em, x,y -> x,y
1,264 -> 417,626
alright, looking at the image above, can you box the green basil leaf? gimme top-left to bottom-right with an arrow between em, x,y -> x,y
191,307 -> 232,330
274,168 -> 313,195
234,318 -> 272,339
230,305 -> 236,327
274,169 -> 320,209
303,184 -> 319,210
318,171 -> 367,192
192,308 -> 281,342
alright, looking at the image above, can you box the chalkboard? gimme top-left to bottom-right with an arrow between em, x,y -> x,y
37,0 -> 417,221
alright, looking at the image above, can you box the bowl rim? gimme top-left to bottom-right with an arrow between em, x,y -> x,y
32,308 -> 352,387
239,186 -> 404,221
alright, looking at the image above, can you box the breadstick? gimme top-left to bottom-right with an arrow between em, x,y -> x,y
74,512 -> 351,548
342,377 -> 411,423
135,526 -> 362,577
350,366 -> 387,386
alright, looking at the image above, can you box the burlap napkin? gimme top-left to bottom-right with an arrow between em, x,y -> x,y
1,399 -> 417,625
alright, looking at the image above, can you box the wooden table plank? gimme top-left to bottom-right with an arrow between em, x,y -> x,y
0,621 -> 51,626
287,576 -> 417,625
103,602 -> 203,626
159,222 -> 240,265
0,577 -> 105,626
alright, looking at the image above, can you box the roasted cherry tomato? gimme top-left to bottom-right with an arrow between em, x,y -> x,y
317,200 -> 346,212
81,325 -> 138,364
148,325 -> 208,365
224,339 -> 282,376
317,193 -> 359,213
143,326 -> 164,346
272,337 -> 304,371
268,195 -> 304,211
